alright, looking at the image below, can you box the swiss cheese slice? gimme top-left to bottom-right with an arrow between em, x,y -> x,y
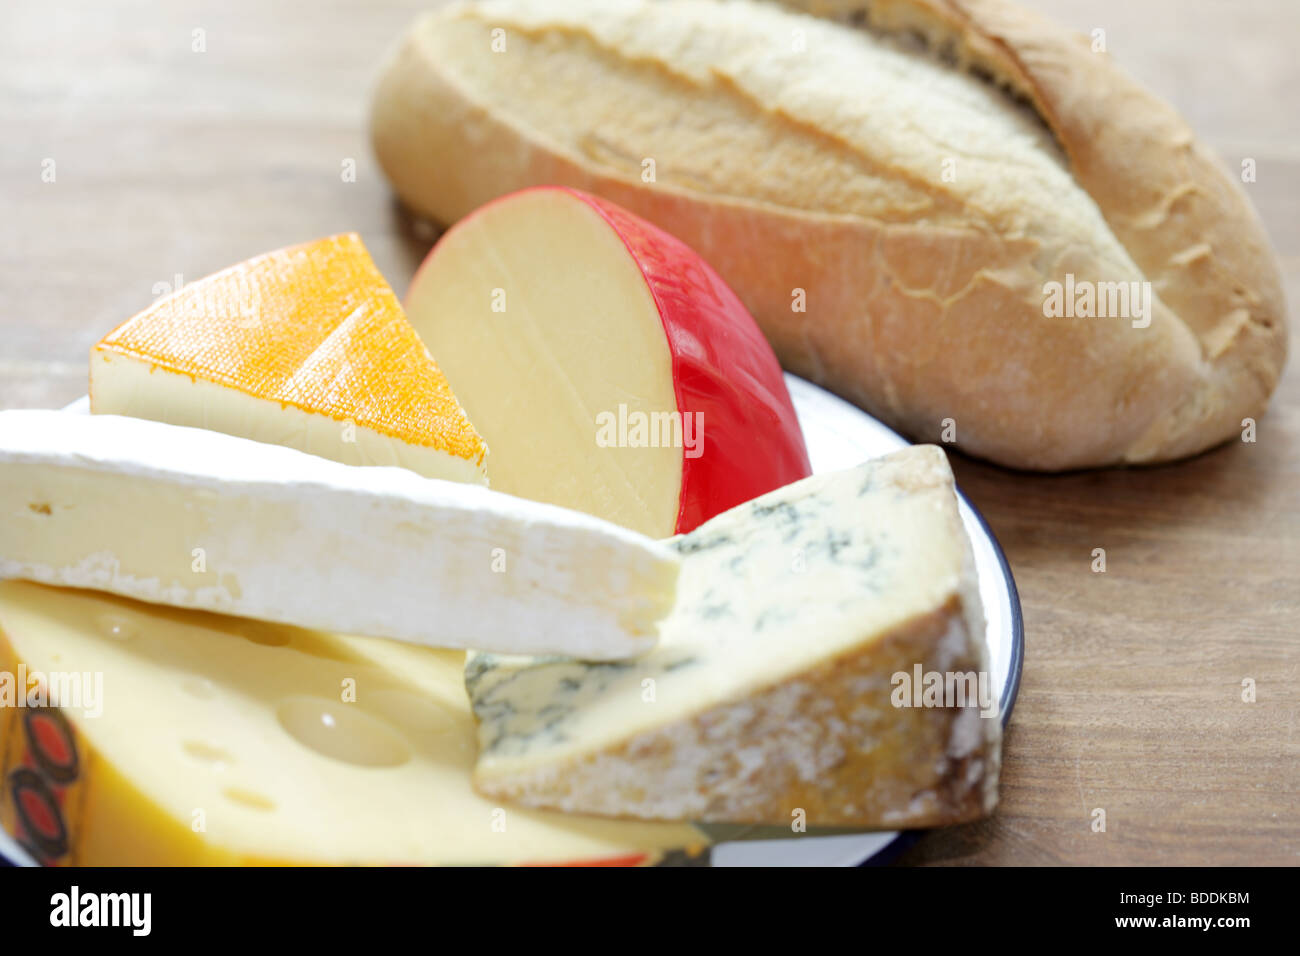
90,233 -> 487,485
0,581 -> 703,865
467,445 -> 1001,827
0,410 -> 677,660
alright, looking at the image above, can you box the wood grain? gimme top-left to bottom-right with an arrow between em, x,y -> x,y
0,0 -> 1295,865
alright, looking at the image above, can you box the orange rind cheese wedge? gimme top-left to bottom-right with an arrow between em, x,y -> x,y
91,233 -> 487,484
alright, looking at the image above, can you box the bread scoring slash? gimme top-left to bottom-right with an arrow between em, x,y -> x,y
371,0 -> 1287,470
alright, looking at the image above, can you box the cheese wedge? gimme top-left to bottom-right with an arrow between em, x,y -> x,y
467,445 -> 1001,827
0,410 -> 677,660
90,233 -> 487,485
0,581 -> 704,865
405,187 -> 810,537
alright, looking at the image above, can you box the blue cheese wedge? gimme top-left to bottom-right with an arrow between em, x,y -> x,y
466,445 -> 1000,827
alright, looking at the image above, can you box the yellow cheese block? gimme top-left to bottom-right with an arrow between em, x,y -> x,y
90,233 -> 487,484
0,581 -> 703,865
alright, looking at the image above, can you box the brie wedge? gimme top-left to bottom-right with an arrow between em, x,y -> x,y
0,410 -> 677,660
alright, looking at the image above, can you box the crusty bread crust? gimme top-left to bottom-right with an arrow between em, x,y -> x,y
371,0 -> 1287,470
783,0 -> 1288,462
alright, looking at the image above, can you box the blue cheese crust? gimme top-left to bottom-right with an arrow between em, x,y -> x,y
466,445 -> 1000,827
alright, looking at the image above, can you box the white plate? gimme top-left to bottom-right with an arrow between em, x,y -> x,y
1,380 -> 1022,868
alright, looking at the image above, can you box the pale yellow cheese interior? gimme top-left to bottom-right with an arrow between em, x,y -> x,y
405,189 -> 682,538
91,356 -> 487,486
0,581 -> 701,865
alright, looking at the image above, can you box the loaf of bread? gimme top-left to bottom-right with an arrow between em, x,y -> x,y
371,0 -> 1287,470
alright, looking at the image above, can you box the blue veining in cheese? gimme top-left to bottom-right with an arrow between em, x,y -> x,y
466,445 -> 999,825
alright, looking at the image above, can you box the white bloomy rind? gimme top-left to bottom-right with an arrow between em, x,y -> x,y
0,410 -> 678,660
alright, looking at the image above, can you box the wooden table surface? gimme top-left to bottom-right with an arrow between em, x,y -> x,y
1,0 -> 1295,865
